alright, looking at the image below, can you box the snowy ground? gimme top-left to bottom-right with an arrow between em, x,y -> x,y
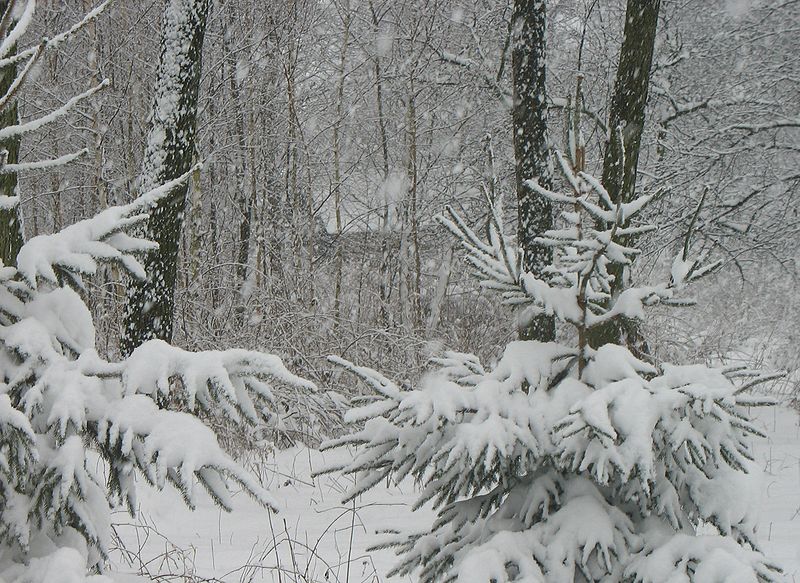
754,403 -> 800,581
109,403 -> 800,583
110,445 -> 426,583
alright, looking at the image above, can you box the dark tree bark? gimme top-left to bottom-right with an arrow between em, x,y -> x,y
0,0 -> 23,267
121,0 -> 211,356
589,0 -> 661,351
512,0 -> 555,341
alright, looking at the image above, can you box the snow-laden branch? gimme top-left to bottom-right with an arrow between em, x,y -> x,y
0,79 -> 109,141
323,338 -> 780,583
0,0 -> 111,69
439,155 -> 721,336
0,38 -> 45,112
1,307 -> 284,514
104,339 -> 321,436
720,117 -> 800,134
319,344 -> 572,505
0,0 -> 34,60
15,164 -> 200,288
2,252 -> 321,524
0,148 -> 87,174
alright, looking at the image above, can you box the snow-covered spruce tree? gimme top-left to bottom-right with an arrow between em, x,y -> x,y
0,4 -> 321,581
0,176 -> 319,582
320,151 -> 782,582
0,0 -> 111,264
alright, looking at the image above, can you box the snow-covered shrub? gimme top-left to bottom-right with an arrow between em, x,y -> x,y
321,152 -> 781,582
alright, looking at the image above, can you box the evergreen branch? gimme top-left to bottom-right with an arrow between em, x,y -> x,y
733,372 -> 785,395
327,355 -> 401,399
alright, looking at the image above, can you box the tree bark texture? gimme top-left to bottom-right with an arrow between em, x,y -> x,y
0,0 -> 23,268
512,0 -> 555,342
121,0 -> 211,355
590,0 -> 661,351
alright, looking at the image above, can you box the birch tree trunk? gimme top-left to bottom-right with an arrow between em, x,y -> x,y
512,0 -> 554,341
121,0 -> 210,355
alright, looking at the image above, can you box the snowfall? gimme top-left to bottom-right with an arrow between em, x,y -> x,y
108,401 -> 800,583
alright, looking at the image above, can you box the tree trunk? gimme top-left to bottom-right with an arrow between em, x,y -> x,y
84,0 -> 107,213
285,30 -> 304,302
332,3 -> 351,326
406,79 -> 421,329
426,245 -> 454,336
121,0 -> 211,356
0,0 -> 22,268
223,12 -> 253,319
512,0 -> 554,342
589,0 -> 661,351
370,0 -> 393,328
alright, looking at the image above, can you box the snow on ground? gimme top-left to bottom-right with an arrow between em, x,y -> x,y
110,445 -> 429,583
110,404 -> 800,583
753,403 -> 800,581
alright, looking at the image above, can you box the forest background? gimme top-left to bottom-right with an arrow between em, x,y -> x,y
12,0 -> 800,407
